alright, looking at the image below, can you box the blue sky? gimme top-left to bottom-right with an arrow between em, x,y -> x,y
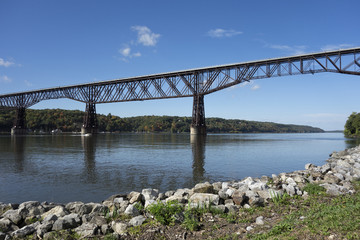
0,0 -> 359,130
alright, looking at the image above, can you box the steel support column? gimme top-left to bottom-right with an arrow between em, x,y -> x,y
190,94 -> 206,135
11,107 -> 27,135
81,102 -> 98,134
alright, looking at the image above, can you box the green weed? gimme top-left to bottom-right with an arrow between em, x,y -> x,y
104,233 -> 118,240
270,191 -> 292,206
146,200 -> 183,225
183,210 -> 200,231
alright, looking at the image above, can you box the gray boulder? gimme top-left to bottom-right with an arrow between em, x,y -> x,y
249,182 -> 267,192
232,190 -> 246,205
142,189 -> 159,201
324,174 -> 340,184
2,209 -> 22,225
128,192 -> 142,204
113,198 -> 129,213
18,201 -> 45,218
52,213 -> 81,231
173,188 -> 191,198
212,182 -> 222,192
193,182 -> 214,194
65,201 -> 84,213
124,204 -> 140,216
165,195 -> 187,204
164,190 -> 175,197
101,224 -> 112,235
78,203 -> 95,216
89,215 -> 108,226
75,222 -> 98,238
282,184 -> 296,196
226,188 -> 235,197
41,205 -> 69,219
36,222 -> 53,238
129,215 -> 146,226
320,183 -> 342,196
43,213 -> 58,223
145,200 -> 156,208
217,189 -> 229,199
225,204 -> 238,214
0,218 -> 15,232
188,193 -> 219,208
111,221 -> 127,235
11,222 -> 39,238
320,163 -> 331,174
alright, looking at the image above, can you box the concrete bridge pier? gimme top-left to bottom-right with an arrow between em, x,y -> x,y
190,94 -> 206,135
81,102 -> 98,135
11,107 -> 27,135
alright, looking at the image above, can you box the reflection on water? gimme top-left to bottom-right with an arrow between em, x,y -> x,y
82,136 -> 97,183
191,135 -> 206,183
11,136 -> 26,172
0,133 -> 358,203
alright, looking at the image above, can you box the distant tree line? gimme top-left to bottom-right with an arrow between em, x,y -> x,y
0,108 -> 324,133
344,112 -> 360,137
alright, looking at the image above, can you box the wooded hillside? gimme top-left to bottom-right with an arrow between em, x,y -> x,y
0,108 -> 324,133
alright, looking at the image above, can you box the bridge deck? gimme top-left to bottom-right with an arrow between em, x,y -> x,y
0,47 -> 359,107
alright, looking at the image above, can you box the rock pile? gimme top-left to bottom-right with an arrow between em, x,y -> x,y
1,145 -> 359,239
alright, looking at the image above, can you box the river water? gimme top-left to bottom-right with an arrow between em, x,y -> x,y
0,133 -> 358,204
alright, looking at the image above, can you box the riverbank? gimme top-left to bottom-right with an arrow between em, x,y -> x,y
1,145 -> 360,239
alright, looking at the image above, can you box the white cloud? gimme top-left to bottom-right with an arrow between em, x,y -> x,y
321,44 -> 353,51
251,84 -> 260,90
0,75 -> 12,83
0,58 -> 14,67
118,46 -> 141,61
132,52 -> 141,57
131,26 -> 160,46
120,47 -> 131,57
267,44 -> 307,55
207,28 -> 242,38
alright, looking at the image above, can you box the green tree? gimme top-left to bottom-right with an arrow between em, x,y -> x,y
345,112 -> 360,137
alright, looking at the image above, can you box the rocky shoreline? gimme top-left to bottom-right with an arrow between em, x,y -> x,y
1,145 -> 360,239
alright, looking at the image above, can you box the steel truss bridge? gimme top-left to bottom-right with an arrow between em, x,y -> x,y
1,47 -> 360,134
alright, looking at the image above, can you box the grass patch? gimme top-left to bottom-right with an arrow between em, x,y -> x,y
302,183 -> 326,195
250,184 -> 360,239
146,200 -> 183,225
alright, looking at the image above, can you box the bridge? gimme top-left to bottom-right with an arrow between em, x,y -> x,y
1,47 -> 360,135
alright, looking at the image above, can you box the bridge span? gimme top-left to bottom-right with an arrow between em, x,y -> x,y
1,47 -> 360,135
